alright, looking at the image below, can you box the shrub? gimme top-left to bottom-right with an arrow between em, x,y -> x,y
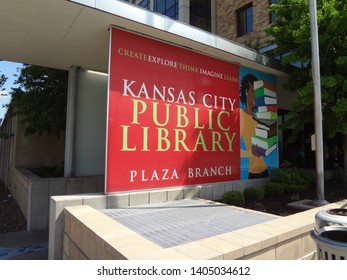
297,169 -> 315,186
329,168 -> 344,182
243,187 -> 264,201
264,182 -> 284,196
268,165 -> 315,195
269,168 -> 302,185
221,191 -> 245,206
284,184 -> 307,195
280,160 -> 292,169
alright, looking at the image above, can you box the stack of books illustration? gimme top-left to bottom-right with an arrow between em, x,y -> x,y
251,80 -> 278,157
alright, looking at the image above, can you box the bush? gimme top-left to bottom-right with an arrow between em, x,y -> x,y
329,168 -> 344,182
280,160 -> 292,169
284,184 -> 307,195
221,191 -> 245,206
264,182 -> 284,196
243,187 -> 264,201
297,169 -> 315,186
268,165 -> 315,195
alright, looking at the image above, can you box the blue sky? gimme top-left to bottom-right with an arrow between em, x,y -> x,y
0,60 -> 23,120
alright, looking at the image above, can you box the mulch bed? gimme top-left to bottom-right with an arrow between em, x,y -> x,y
243,181 -> 347,216
0,184 -> 27,234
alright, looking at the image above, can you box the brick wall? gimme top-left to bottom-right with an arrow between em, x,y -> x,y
216,0 -> 274,49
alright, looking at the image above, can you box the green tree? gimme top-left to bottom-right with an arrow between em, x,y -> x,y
0,70 -> 7,102
11,64 -> 68,137
0,71 -> 8,138
266,0 -> 347,180
0,72 -> 7,91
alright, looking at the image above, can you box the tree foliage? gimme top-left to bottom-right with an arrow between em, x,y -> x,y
0,71 -> 7,91
0,71 -> 8,138
266,0 -> 347,140
11,64 -> 68,136
0,70 -> 7,102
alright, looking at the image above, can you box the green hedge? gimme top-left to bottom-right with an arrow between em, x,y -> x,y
268,162 -> 315,195
221,191 -> 245,206
244,187 -> 265,201
264,182 -> 284,196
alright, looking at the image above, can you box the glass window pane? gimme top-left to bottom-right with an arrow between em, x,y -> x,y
166,5 -> 176,18
155,0 -> 165,13
138,0 -> 150,9
167,0 -> 176,8
190,0 -> 211,31
246,6 -> 253,33
237,5 -> 254,36
155,0 -> 178,19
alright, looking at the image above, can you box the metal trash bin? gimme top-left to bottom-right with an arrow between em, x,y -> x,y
315,208 -> 347,231
311,204 -> 347,260
310,226 -> 347,260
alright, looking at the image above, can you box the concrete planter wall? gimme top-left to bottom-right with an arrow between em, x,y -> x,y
48,178 -> 268,259
7,166 -> 104,231
8,165 -> 267,235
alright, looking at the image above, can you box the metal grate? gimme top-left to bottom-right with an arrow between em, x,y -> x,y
101,199 -> 276,248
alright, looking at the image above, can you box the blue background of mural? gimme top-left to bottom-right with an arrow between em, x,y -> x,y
239,67 -> 279,180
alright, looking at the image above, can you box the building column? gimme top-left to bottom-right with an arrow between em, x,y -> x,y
64,66 -> 78,177
179,0 -> 190,24
211,0 -> 216,34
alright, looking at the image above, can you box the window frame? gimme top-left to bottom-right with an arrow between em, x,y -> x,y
138,0 -> 150,10
190,0 -> 212,32
154,0 -> 179,19
237,3 -> 254,37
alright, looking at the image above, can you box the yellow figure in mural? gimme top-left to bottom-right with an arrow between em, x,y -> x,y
240,74 -> 269,179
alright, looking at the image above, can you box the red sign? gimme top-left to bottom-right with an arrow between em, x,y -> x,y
106,28 -> 240,193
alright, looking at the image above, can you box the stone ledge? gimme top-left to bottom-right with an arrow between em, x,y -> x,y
61,199 -> 347,260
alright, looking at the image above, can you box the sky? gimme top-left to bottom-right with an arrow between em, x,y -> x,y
0,60 -> 23,120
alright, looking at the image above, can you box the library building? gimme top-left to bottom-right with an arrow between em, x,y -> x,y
0,0 -> 345,261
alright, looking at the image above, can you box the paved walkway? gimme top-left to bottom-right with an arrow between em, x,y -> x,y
0,230 -> 48,260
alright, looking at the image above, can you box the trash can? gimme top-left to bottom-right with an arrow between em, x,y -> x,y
310,226 -> 347,260
315,208 -> 347,231
311,204 -> 347,260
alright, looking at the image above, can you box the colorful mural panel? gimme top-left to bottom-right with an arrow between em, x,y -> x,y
239,67 -> 279,180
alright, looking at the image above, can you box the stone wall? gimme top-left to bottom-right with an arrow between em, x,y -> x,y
216,0 -> 274,48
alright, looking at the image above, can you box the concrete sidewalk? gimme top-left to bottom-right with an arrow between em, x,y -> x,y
0,230 -> 48,260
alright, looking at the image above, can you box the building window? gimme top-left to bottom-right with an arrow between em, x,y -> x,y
269,0 -> 278,23
138,0 -> 150,9
237,4 -> 253,37
190,0 -> 211,32
154,0 -> 179,19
